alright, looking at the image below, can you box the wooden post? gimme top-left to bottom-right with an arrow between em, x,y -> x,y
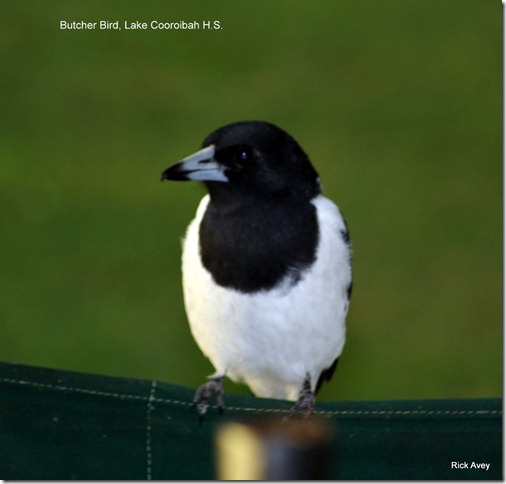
216,419 -> 332,480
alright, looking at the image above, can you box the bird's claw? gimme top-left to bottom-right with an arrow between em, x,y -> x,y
283,376 -> 315,422
193,376 -> 224,424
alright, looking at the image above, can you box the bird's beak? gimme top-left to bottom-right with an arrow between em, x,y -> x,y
161,145 -> 229,182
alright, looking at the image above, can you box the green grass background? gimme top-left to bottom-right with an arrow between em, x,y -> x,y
1,0 -> 501,401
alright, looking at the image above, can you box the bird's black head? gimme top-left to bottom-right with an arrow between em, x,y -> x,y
161,121 -> 321,203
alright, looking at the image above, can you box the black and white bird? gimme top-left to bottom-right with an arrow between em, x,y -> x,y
161,121 -> 352,419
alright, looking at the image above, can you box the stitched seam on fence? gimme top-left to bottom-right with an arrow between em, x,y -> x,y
214,405 -> 502,417
146,381 -> 157,481
0,377 -> 149,402
1,377 -> 501,417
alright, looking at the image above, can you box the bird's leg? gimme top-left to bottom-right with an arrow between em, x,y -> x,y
193,376 -> 224,424
283,374 -> 315,421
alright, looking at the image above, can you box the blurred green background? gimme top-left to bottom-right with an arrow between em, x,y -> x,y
1,0 -> 501,401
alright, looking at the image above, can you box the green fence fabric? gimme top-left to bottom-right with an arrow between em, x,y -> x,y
0,361 -> 501,480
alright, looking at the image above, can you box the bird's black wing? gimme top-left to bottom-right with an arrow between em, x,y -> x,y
315,357 -> 339,395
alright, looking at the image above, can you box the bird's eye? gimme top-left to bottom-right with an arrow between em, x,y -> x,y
239,147 -> 253,162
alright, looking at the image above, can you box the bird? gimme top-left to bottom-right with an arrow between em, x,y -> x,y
161,121 -> 352,420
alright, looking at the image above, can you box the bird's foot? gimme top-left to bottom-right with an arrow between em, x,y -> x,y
193,376 -> 224,424
283,376 -> 315,422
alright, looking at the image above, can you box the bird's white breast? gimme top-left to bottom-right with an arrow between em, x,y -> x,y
181,194 -> 351,400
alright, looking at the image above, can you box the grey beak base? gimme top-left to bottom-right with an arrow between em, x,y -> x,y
161,145 -> 228,183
